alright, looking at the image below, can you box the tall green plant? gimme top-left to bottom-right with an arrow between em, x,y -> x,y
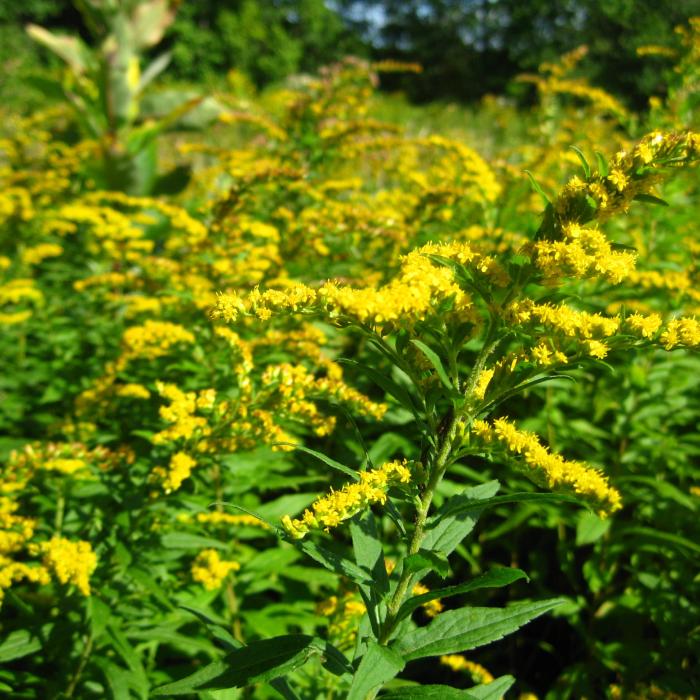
27,0 -> 195,193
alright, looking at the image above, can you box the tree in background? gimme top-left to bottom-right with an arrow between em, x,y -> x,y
336,0 -> 700,107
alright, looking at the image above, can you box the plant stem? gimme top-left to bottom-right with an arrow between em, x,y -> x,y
65,630 -> 93,698
378,412 -> 459,645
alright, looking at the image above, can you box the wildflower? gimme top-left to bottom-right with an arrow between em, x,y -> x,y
150,452 -> 197,493
282,460 -> 413,539
32,537 -> 97,595
472,418 -> 621,516
191,549 -> 240,590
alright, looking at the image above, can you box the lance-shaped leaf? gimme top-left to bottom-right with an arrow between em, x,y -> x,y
351,512 -> 389,636
393,598 -> 564,660
26,24 -> 93,74
380,686 -> 480,699
297,539 -> 373,586
152,635 -> 337,695
421,481 -> 500,559
396,567 -> 528,623
466,675 -> 516,699
347,641 -> 405,700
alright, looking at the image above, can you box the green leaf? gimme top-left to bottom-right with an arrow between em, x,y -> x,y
421,481 -> 500,559
393,599 -> 564,660
351,511 -> 389,637
0,628 -> 46,663
523,170 -> 552,205
347,641 -> 405,700
396,568 -> 528,623
616,526 -> 700,556
575,512 -> 611,546
633,193 -> 669,206
339,358 -> 420,418
404,549 -> 450,579
161,532 -> 226,550
25,24 -> 92,74
180,606 -> 242,651
570,146 -> 591,179
285,444 -> 358,480
381,686 -> 479,699
595,151 -> 609,177
466,676 -> 516,699
152,635 -> 322,695
296,539 -> 372,585
410,340 -> 453,392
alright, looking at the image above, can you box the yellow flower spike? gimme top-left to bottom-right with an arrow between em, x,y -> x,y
191,549 -> 240,591
281,460 -> 414,539
473,418 -> 621,516
440,655 -> 495,684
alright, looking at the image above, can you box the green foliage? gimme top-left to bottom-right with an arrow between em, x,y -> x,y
1,14 -> 699,699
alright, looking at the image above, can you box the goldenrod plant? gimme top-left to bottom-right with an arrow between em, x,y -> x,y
1,17 -> 699,698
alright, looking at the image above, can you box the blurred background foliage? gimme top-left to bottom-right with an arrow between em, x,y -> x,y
2,0 -> 700,107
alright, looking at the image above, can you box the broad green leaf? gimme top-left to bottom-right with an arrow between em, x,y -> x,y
93,658 -> 136,700
26,24 -> 92,74
351,511 -> 389,597
404,549 -> 450,579
106,625 -> 149,697
381,686 -> 479,699
466,675 -> 516,699
394,598 -> 564,660
410,340 -> 453,392
421,481 -> 500,558
0,628 -> 46,663
576,512 -> 611,546
347,641 -> 405,700
152,635 -> 322,695
396,568 -> 528,622
297,539 -> 372,585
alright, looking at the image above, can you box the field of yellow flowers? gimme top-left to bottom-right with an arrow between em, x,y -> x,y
1,14 -> 699,700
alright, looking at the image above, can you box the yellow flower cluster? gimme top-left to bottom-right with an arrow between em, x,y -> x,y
281,460 -> 413,539
179,512 -> 271,530
553,131 -> 699,231
440,655 -> 495,684
150,452 -> 197,494
152,382 -> 214,446
120,320 -> 196,365
316,592 -> 368,650
533,223 -> 637,284
20,243 -> 63,266
191,549 -> 240,590
262,363 -> 386,436
0,278 -> 43,325
213,241 -> 491,334
411,582 -> 443,617
472,418 -> 622,516
507,300 -> 620,339
659,317 -> 700,349
31,537 -> 98,596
